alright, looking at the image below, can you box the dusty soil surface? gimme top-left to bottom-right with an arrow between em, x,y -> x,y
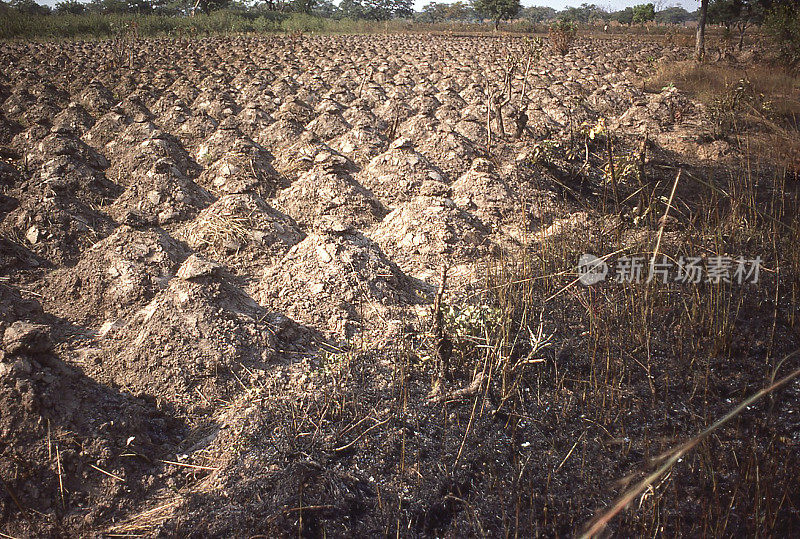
1,34 -> 799,537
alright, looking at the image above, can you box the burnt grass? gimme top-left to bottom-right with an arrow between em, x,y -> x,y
1,33 -> 800,537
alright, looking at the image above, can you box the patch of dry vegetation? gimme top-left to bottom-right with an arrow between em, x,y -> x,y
648,60 -> 800,172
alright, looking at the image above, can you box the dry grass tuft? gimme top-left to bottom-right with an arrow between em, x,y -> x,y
182,210 -> 254,251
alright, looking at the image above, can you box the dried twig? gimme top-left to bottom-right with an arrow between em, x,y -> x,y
431,265 -> 451,396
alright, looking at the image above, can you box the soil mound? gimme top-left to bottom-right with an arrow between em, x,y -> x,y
451,158 -> 518,226
275,170 -> 386,232
413,128 -> 478,181
370,195 -> 489,276
257,231 -> 420,336
356,138 -> 447,206
108,159 -> 212,227
180,193 -> 304,275
105,121 -> 198,182
1,168 -> 118,266
196,146 -> 285,198
329,126 -> 387,168
26,129 -> 109,171
0,287 -> 182,535
272,132 -> 353,182
94,256 -> 277,412
43,226 -> 189,328
306,108 -> 353,141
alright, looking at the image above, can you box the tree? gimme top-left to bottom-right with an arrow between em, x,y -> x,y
632,3 -> 655,24
87,0 -> 130,13
338,0 -> 367,18
520,5 -> 556,23
473,0 -> 521,29
392,0 -> 413,18
55,0 -> 86,13
654,6 -> 694,24
422,2 -> 448,22
559,2 -> 597,23
445,1 -> 475,20
289,0 -> 315,14
312,0 -> 336,17
9,0 -> 50,14
708,0 -> 764,49
613,6 -> 634,24
196,0 -> 231,14
764,0 -> 800,68
338,0 -> 413,20
696,0 -> 709,60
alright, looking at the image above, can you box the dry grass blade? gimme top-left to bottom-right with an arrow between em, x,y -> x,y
106,498 -> 182,535
89,464 -> 125,482
0,475 -> 26,515
649,168 -> 681,269
183,210 -> 253,250
158,459 -> 219,471
580,349 -> 800,538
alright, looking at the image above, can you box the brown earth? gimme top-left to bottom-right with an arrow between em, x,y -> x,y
1,34 -> 798,537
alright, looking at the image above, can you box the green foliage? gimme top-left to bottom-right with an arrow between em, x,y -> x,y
520,5 -> 555,23
421,1 -> 474,23
8,0 -> 50,15
654,6 -> 694,24
631,3 -> 655,24
766,2 -> 800,69
87,0 -> 135,14
338,0 -> 412,21
614,6 -> 634,24
472,0 -> 520,28
549,18 -> 576,54
312,0 -> 337,17
197,0 -> 231,14
55,0 -> 87,14
708,0 -> 763,35
444,303 -> 503,341
707,78 -> 774,136
558,2 -> 605,23
0,10 -> 288,38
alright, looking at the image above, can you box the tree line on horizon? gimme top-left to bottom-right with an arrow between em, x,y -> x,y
0,0 -> 756,27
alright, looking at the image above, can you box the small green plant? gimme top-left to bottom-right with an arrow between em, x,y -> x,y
444,303 -> 504,341
528,139 -> 558,165
603,154 -> 639,186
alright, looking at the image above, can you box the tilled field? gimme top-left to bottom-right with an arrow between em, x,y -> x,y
1,34 -> 798,536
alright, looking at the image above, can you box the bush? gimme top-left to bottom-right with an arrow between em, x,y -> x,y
548,19 -> 576,54
508,18 -> 536,33
766,3 -> 800,70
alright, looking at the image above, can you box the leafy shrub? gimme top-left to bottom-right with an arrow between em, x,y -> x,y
707,78 -> 774,137
765,3 -> 800,70
548,19 -> 576,54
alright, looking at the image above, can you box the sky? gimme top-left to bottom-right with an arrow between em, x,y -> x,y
34,0 -> 699,13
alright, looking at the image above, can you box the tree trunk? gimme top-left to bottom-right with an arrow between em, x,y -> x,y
695,0 -> 708,61
495,18 -> 500,31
